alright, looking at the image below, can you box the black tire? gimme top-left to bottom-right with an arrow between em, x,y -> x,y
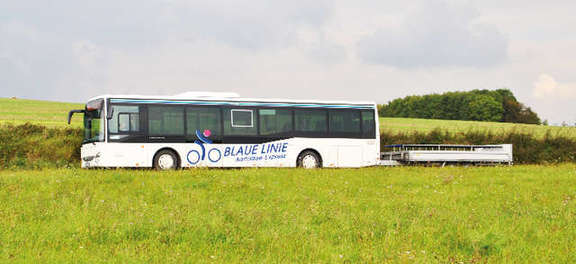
153,149 -> 180,170
297,150 -> 322,169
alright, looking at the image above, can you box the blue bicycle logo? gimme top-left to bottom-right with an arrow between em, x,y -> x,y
187,130 -> 222,165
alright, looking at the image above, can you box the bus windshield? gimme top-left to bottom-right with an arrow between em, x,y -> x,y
83,100 -> 105,143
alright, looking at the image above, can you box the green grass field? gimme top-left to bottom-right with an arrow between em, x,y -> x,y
1,166 -> 575,262
2,97 -> 575,138
1,98 -> 576,262
0,98 -> 83,128
380,117 -> 576,138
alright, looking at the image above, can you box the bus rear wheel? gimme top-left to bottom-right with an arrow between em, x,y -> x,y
297,150 -> 322,169
153,150 -> 180,170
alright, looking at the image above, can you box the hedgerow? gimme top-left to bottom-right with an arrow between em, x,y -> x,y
1,124 -> 575,168
0,123 -> 81,169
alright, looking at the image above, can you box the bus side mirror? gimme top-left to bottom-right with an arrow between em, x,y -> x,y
68,109 -> 85,124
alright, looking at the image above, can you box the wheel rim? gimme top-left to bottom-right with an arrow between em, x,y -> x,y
158,154 -> 175,169
301,154 -> 318,169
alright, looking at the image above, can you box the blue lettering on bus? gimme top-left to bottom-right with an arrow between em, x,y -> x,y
218,142 -> 289,162
224,147 -> 231,157
189,131 -> 289,165
252,145 -> 259,155
237,146 -> 244,156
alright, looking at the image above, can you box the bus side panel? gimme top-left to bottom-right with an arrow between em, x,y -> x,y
175,138 -> 338,168
287,138 -> 377,168
81,139 -> 379,168
373,103 -> 381,165
175,138 -> 375,168
212,140 -> 296,168
81,143 -> 151,168
362,138 -> 380,166
289,138 -> 338,168
332,138 -> 378,168
177,143 -> 224,168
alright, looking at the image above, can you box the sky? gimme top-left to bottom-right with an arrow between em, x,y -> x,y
1,0 -> 575,124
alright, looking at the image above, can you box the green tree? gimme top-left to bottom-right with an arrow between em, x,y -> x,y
467,95 -> 504,121
378,89 -> 541,124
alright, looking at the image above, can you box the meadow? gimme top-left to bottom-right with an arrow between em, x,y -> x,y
0,98 -> 83,128
380,117 -> 576,139
1,97 -> 576,262
1,166 -> 575,262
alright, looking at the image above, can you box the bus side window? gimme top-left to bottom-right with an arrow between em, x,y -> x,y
224,108 -> 258,136
109,105 -> 140,134
361,110 -> 376,138
117,113 -> 140,132
329,110 -> 360,137
259,109 -> 292,136
294,109 -> 327,135
186,107 -> 222,139
148,106 -> 185,136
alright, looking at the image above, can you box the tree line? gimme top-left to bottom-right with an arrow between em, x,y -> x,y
378,89 -> 541,124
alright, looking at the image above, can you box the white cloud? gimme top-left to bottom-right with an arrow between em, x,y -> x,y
0,0 -> 336,101
2,0 -> 576,124
0,21 -> 85,99
0,0 -> 334,51
356,0 -> 508,68
164,0 -> 334,50
533,73 -> 576,99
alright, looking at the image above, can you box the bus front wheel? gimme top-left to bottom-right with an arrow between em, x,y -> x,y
297,150 -> 322,169
153,149 -> 180,170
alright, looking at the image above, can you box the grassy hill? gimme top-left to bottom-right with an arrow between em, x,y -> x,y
2,97 -> 574,138
381,117 -> 576,138
1,166 -> 575,262
0,98 -> 83,127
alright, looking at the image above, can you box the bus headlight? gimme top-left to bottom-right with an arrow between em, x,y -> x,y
82,153 -> 101,162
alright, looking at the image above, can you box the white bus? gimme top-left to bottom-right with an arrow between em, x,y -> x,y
68,92 -> 380,169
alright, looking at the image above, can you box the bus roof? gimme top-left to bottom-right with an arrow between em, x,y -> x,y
87,92 -> 376,108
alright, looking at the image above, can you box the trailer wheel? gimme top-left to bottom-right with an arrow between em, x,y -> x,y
153,149 -> 180,170
297,150 -> 322,169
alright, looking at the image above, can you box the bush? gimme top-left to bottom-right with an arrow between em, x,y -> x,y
0,123 -> 82,169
